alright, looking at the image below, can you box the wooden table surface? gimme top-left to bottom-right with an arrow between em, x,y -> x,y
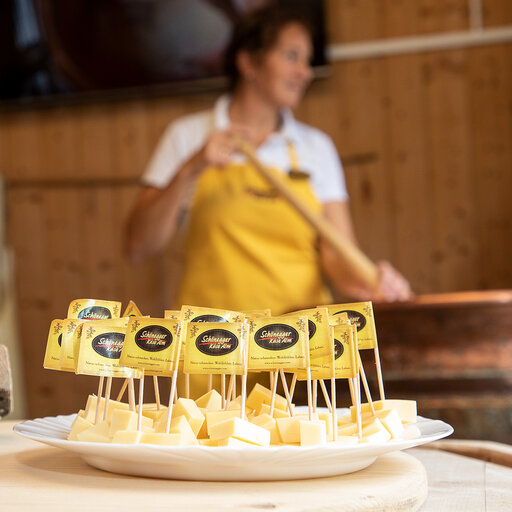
1,420 -> 511,511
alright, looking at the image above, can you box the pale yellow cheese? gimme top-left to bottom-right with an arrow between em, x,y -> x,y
276,417 -> 301,444
269,423 -> 281,445
374,409 -> 405,439
169,415 -> 198,445
379,399 -> 417,423
76,420 -> 111,443
198,439 -> 218,446
299,420 -> 327,446
205,409 -> 242,436
112,430 -> 143,444
318,412 -> 334,440
337,423 -> 358,436
256,403 -> 291,418
68,415 -> 93,441
361,417 -> 391,442
246,383 -> 288,412
136,403 -> 167,421
350,399 -> 417,423
249,413 -> 275,430
215,437 -> 255,447
209,417 -> 270,446
171,398 -> 205,436
139,433 -> 185,446
83,395 -> 130,423
108,409 -> 153,437
195,390 -> 222,410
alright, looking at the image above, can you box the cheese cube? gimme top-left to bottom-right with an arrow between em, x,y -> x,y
375,409 -> 405,439
169,415 -> 198,445
337,414 -> 352,425
359,430 -> 389,444
257,403 -> 291,418
349,402 -> 377,422
171,398 -> 205,436
68,415 -> 93,441
139,433 -> 185,446
226,395 -> 242,410
216,437 -> 256,447
350,399 -> 417,424
299,420 -> 327,446
379,400 -> 417,423
209,417 -> 270,446
246,383 -> 288,412
269,424 -> 281,445
76,420 -> 111,443
198,439 -> 218,446
136,403 -> 167,421
249,413 -> 275,430
205,409 -> 241,436
276,417 -> 301,444
112,430 -> 143,444
361,418 -> 391,442
83,395 -> 129,423
338,423 -> 358,436
318,412 -> 334,440
195,390 -> 222,411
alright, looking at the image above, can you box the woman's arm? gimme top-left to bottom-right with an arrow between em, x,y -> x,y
125,128 -> 242,265
319,201 -> 412,302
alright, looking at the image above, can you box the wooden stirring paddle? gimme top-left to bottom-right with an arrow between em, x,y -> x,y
237,140 -> 379,292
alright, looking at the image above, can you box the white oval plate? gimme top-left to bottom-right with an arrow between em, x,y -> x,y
14,408 -> 453,481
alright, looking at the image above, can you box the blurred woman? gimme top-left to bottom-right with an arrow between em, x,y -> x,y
126,6 -> 412,314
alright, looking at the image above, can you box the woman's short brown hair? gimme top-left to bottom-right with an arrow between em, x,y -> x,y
223,4 -> 313,90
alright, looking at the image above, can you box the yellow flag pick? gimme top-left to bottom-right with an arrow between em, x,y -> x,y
120,317 -> 182,376
247,315 -> 309,371
183,322 -> 247,375
122,300 -> 143,318
325,302 -> 377,350
68,298 -> 122,321
43,319 -> 64,371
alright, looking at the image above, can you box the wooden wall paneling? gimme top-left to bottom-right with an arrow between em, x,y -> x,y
424,49 -> 479,292
468,44 -> 512,289
325,0 -> 383,44
0,111 -> 42,182
412,0 -> 469,34
482,0 -> 512,27
110,101 -> 152,180
333,59 -> 397,262
384,54 -> 436,293
75,104 -> 116,180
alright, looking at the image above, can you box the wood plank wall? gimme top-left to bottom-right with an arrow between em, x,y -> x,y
0,1 -> 511,417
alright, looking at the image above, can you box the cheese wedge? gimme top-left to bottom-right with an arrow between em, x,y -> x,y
68,415 -> 93,441
195,390 -> 222,411
246,383 -> 288,412
209,417 -> 270,446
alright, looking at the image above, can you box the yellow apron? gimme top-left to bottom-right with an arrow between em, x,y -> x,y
176,143 -> 332,315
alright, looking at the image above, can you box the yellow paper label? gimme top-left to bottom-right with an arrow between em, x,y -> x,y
122,300 -> 143,317
164,310 -> 181,320
328,312 -> 349,326
119,317 -> 182,376
59,319 -> 85,372
325,302 -> 377,350
67,298 -> 122,321
247,316 -> 309,371
76,323 -> 140,378
43,319 -> 64,371
285,307 -> 331,358
183,322 -> 247,375
332,324 -> 359,379
243,309 -> 272,318
180,306 -> 245,361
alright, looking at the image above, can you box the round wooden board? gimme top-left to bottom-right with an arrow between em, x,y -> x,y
4,439 -> 428,512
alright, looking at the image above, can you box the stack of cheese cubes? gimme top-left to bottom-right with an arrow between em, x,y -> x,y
68,383 -> 418,447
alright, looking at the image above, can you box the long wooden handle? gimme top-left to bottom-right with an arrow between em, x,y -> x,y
239,141 -> 379,292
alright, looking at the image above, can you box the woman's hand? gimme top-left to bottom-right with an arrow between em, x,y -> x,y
374,260 -> 413,302
199,126 -> 250,168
